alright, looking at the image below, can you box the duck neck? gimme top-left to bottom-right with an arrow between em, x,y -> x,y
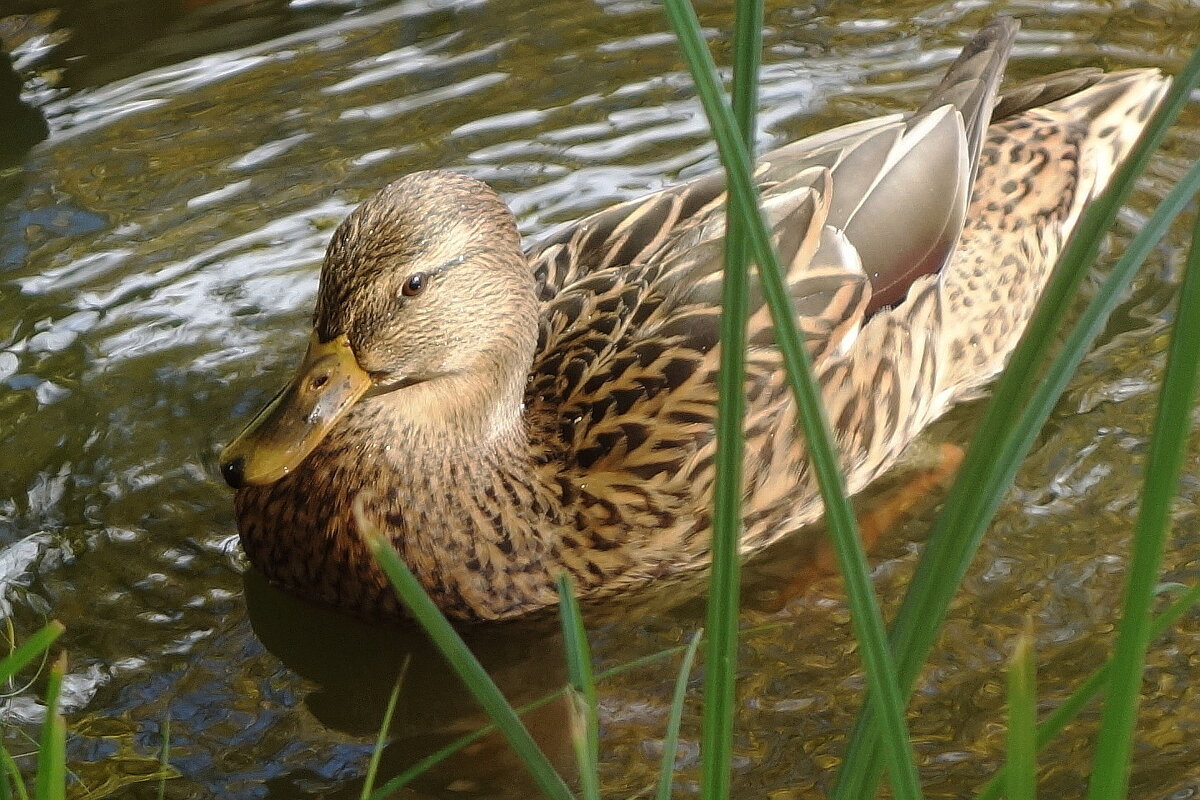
352,364 -> 566,620
377,362 -> 527,443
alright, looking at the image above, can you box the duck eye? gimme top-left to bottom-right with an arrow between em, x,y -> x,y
401,272 -> 427,297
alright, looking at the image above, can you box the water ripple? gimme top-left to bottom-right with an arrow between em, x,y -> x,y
0,0 -> 1197,795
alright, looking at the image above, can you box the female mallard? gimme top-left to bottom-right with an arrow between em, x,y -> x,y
220,19 -> 1166,621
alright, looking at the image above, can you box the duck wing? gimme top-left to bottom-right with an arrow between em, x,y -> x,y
525,19 -> 1018,488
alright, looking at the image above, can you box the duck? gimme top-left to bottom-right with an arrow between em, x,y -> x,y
219,18 -> 1168,622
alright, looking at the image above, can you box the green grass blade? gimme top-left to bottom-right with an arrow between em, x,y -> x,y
656,630 -> 703,800
662,2 -> 923,798
33,652 -> 65,800
156,714 -> 170,800
835,45 -> 1200,799
0,623 -> 60,800
701,53 -> 754,800
1005,624 -> 1037,800
0,748 -> 29,800
1088,191 -> 1200,800
702,208 -> 748,800
700,0 -> 761,794
730,0 -> 761,137
367,621 -> 787,799
361,656 -> 408,800
557,575 -> 601,800
975,582 -> 1200,800
356,501 -> 574,800
367,688 -> 567,800
0,752 -> 8,800
368,650 -> 699,800
0,625 -> 63,687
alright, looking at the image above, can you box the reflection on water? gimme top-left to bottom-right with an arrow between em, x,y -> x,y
243,571 -> 576,798
1,0 -> 1199,796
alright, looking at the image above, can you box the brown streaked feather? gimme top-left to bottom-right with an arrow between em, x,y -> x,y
227,19 -> 1171,621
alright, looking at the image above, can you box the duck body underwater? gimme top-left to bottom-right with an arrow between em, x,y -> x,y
220,18 -> 1168,621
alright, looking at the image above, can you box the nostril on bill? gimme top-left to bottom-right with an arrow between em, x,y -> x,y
221,456 -> 246,489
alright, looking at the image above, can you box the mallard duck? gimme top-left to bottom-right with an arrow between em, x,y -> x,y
219,18 -> 1167,621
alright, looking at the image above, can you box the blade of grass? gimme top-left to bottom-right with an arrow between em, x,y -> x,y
729,0 -> 761,132
33,652 -> 65,800
1088,191 -> 1200,800
0,624 -> 60,800
367,683 -> 567,800
0,625 -> 63,687
156,714 -> 170,800
360,655 -> 409,800
976,581 -> 1200,800
356,500 -> 574,800
835,46 -> 1200,798
557,575 -> 600,800
656,630 -> 703,800
366,620 -> 786,800
1005,623 -> 1036,800
700,0 -> 760,793
0,748 -> 29,800
662,2 -> 923,798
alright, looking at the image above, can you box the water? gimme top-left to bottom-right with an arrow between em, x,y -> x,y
2,0 -> 1199,796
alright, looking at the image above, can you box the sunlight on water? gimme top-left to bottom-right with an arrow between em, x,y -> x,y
1,0 -> 1199,796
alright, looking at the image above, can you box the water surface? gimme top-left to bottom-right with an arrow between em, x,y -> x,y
2,0 -> 1200,796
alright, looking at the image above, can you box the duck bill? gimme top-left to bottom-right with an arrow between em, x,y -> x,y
220,333 -> 371,488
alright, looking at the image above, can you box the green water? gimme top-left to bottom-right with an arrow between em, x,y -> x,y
2,0 -> 1200,797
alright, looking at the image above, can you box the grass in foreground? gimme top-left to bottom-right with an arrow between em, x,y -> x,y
0,622 -> 65,800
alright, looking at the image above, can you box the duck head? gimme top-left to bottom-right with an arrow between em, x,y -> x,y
220,170 -> 538,489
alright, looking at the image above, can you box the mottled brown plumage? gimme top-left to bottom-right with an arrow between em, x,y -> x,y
221,19 -> 1167,621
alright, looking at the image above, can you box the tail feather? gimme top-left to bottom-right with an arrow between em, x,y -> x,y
914,17 -> 1019,173
1045,68 -> 1169,200
991,67 -> 1106,120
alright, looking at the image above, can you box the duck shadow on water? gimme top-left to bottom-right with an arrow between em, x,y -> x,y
242,568 -> 578,800
241,563 -> 779,799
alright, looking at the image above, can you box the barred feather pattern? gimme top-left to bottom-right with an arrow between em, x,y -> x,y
232,23 -> 1168,620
